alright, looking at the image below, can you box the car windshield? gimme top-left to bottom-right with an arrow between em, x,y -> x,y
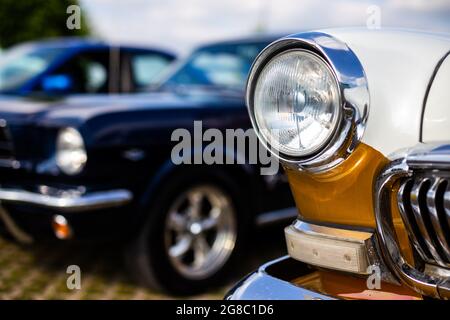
0,45 -> 64,92
159,41 -> 268,90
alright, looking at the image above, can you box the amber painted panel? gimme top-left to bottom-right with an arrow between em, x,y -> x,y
285,143 -> 388,228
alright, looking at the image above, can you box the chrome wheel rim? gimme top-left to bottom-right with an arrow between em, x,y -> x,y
164,185 -> 237,280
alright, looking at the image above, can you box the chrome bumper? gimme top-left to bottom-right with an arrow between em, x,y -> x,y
0,188 -> 133,212
225,256 -> 335,300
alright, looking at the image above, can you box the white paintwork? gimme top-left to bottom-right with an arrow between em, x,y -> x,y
322,29 -> 450,156
422,54 -> 450,142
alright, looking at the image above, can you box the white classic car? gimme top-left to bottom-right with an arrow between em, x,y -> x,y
227,28 -> 450,300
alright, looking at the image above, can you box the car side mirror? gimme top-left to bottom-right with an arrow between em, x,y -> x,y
41,74 -> 73,94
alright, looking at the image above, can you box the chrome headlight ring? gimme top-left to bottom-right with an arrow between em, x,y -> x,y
246,32 -> 370,172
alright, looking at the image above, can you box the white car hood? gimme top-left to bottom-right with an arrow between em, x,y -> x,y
322,28 -> 450,156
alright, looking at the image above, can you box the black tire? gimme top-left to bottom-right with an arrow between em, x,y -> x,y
125,168 -> 251,295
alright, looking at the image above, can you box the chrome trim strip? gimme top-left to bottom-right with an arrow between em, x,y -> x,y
406,143 -> 450,169
291,219 -> 373,242
255,207 -> 297,226
0,188 -> 133,212
246,31 -> 370,172
375,145 -> 450,299
0,159 -> 21,169
225,256 -> 335,300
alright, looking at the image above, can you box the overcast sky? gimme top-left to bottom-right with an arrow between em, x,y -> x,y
80,0 -> 450,54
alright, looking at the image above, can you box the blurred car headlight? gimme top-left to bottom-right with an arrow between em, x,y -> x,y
56,127 -> 87,175
253,49 -> 341,157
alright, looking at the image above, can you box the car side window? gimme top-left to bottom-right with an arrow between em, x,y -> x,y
41,49 -> 110,94
130,53 -> 173,89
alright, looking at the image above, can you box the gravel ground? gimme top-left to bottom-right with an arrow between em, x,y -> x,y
0,224 -> 287,300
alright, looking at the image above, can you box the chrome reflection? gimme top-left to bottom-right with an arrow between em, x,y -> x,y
225,256 -> 335,300
375,143 -> 450,299
246,31 -> 370,171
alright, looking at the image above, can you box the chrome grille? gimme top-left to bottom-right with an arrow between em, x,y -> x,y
397,174 -> 450,268
375,144 -> 450,299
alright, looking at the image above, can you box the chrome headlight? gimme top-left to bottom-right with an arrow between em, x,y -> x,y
56,127 -> 87,175
247,32 -> 369,169
253,50 -> 341,157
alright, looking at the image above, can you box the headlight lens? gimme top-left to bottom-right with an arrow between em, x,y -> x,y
56,127 -> 87,175
253,49 -> 341,158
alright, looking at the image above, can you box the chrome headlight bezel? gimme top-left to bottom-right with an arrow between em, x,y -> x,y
246,32 -> 370,171
56,127 -> 87,175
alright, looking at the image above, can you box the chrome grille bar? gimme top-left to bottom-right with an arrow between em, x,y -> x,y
426,178 -> 450,261
444,186 -> 450,229
399,175 -> 450,267
375,143 -> 450,299
397,179 -> 432,260
409,178 -> 447,266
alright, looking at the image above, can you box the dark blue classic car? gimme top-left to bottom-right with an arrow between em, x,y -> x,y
0,38 -> 176,95
0,36 -> 295,294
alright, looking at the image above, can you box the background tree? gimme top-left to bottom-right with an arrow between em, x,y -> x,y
0,0 -> 90,48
